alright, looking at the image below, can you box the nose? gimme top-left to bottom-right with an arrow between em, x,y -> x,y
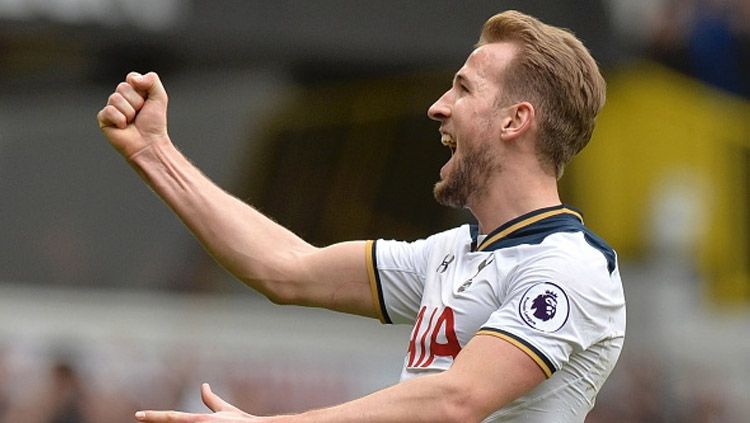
427,91 -> 451,121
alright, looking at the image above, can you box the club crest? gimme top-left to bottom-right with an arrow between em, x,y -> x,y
519,282 -> 569,332
436,253 -> 455,273
457,256 -> 494,292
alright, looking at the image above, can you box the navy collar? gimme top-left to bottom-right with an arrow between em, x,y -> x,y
470,205 -> 584,252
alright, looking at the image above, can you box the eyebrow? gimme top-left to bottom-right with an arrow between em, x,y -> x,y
453,73 -> 472,88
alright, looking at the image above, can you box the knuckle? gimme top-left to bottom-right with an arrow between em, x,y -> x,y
97,108 -> 110,121
99,106 -> 113,119
116,82 -> 131,93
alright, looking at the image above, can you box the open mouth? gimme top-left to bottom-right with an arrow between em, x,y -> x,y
441,134 -> 457,155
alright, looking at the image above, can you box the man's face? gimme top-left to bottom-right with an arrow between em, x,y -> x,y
427,42 -> 516,209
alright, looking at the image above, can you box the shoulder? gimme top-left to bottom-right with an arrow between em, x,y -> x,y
378,224 -> 473,254
504,231 -> 623,306
529,229 -> 618,278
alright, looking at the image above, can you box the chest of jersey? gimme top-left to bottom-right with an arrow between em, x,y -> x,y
405,249 -> 507,372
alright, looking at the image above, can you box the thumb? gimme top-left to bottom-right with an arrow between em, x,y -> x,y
201,383 -> 242,413
127,71 -> 168,105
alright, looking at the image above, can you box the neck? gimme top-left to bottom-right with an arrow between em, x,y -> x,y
468,170 -> 561,234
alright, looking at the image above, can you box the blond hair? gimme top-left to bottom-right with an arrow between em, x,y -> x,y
478,10 -> 606,178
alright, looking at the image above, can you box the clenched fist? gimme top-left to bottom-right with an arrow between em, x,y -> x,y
97,72 -> 169,158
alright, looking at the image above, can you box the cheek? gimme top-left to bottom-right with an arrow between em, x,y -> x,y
454,103 -> 499,142
479,107 -> 501,131
463,119 -> 499,148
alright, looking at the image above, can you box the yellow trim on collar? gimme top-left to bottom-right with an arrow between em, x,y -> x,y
477,208 -> 583,251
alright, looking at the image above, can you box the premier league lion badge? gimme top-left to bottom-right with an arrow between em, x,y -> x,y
519,282 -> 569,332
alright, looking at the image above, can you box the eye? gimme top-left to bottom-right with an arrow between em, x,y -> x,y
452,74 -> 470,94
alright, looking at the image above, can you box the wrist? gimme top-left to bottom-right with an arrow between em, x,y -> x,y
127,135 -> 172,162
125,135 -> 183,186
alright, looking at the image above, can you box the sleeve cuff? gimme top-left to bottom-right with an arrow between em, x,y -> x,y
477,328 -> 556,378
365,240 -> 392,324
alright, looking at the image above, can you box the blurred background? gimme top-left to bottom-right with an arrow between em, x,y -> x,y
0,0 -> 748,421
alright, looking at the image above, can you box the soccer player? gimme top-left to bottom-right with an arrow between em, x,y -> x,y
97,10 -> 625,423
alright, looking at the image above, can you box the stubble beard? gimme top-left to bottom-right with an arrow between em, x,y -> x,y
433,146 -> 500,209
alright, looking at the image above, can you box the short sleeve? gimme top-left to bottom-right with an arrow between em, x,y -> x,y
367,238 -> 430,325
477,236 -> 625,377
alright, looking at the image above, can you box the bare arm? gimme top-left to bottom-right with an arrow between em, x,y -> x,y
97,72 -> 376,317
135,334 -> 546,422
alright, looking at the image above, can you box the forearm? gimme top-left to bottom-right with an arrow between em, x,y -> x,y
98,72 -> 374,316
127,136 -> 313,299
260,335 -> 544,423
269,373 -> 479,423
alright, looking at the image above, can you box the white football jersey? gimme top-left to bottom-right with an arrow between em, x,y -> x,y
366,205 -> 626,422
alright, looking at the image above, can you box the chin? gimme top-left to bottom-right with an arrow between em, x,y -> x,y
433,179 -> 467,209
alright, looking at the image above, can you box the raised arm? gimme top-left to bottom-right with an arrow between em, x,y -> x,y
96,72 -> 376,318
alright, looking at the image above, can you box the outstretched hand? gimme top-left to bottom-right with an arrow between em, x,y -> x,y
97,71 -> 170,158
135,383 -> 262,422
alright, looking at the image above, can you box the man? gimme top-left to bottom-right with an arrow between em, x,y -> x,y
97,10 -> 625,423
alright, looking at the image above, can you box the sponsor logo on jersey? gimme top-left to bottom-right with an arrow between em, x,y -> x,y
519,282 -> 569,332
406,306 -> 461,368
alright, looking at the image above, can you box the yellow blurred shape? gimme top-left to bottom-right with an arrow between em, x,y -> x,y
568,61 -> 750,305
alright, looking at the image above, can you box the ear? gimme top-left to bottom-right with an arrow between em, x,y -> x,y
499,101 -> 535,141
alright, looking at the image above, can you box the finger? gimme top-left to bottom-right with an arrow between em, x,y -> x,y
201,383 -> 241,413
106,92 -> 137,123
127,71 -> 168,106
134,410 -> 199,422
97,104 -> 127,129
115,81 -> 146,112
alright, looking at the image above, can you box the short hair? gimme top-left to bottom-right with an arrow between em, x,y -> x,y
478,10 -> 606,178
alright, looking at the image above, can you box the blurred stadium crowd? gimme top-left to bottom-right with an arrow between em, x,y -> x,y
0,0 -> 749,422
